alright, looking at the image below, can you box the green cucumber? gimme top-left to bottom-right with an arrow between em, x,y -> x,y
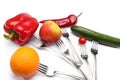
71,25 -> 120,48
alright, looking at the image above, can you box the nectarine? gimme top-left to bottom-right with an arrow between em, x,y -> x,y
39,21 -> 62,43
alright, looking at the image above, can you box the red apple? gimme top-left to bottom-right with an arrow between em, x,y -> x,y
39,21 -> 62,43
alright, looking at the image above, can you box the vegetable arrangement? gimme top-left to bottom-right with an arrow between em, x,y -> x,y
3,12 -> 120,80
4,12 -> 120,48
3,12 -> 82,79
71,25 -> 120,47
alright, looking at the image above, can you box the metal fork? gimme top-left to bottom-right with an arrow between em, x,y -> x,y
55,38 -> 73,63
30,36 -> 76,68
91,41 -> 99,80
62,28 -> 83,67
55,39 -> 89,80
56,39 -> 69,54
79,44 -> 93,80
55,39 -> 82,69
38,63 -> 86,80
62,28 -> 90,80
80,44 -> 88,62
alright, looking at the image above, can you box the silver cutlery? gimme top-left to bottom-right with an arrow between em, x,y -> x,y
62,28 -> 92,80
55,38 -> 74,63
91,41 -> 99,80
38,63 -> 86,80
30,36 -> 80,72
56,39 -> 69,54
79,38 -> 93,80
80,44 -> 88,62
30,35 -> 91,80
30,35 -> 84,74
78,37 -> 88,61
62,28 -> 83,67
55,38 -> 89,80
62,28 -> 93,80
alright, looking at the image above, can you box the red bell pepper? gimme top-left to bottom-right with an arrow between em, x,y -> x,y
4,13 -> 39,45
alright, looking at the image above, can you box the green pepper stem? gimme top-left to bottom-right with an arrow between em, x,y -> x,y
77,12 -> 82,18
4,30 -> 19,39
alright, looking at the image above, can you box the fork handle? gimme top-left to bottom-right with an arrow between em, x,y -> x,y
55,71 -> 86,80
92,55 -> 97,80
66,38 -> 83,67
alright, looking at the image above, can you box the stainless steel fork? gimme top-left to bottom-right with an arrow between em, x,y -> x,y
62,28 -> 83,67
55,39 -> 81,69
38,63 -> 86,80
80,44 -> 88,61
56,39 -> 69,54
62,28 -> 91,80
56,38 -> 73,62
91,41 -> 99,80
62,28 -> 92,80
31,36 -> 77,67
79,44 -> 93,80
55,39 -> 89,80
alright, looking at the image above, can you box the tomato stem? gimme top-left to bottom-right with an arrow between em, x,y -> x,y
77,12 -> 82,18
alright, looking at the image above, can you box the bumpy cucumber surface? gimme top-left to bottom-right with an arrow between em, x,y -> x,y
71,25 -> 120,48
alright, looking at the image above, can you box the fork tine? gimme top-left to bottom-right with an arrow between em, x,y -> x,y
91,41 -> 98,54
56,39 -> 68,53
62,28 -> 69,37
38,64 -> 48,74
38,68 -> 46,74
61,28 -> 65,33
95,41 -> 98,49
80,45 -> 88,59
56,39 -> 64,49
62,28 -> 67,32
92,41 -> 98,49
40,64 -> 48,69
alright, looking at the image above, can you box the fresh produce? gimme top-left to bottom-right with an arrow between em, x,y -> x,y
10,46 -> 39,78
39,12 -> 82,28
4,13 -> 39,45
79,37 -> 87,44
78,37 -> 88,59
39,21 -> 62,43
71,25 -> 120,47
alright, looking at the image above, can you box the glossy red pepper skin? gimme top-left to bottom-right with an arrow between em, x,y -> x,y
39,14 -> 77,28
4,13 -> 39,45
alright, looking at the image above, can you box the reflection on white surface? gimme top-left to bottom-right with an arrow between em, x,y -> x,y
1,0 -> 120,80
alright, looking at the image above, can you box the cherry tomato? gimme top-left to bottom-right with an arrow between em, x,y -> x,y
79,37 -> 87,44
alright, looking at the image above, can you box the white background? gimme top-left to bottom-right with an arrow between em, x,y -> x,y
0,0 -> 120,80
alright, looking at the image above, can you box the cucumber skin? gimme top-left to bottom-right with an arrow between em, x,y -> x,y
71,25 -> 120,48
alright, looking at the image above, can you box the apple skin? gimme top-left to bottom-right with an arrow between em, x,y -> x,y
39,21 -> 62,43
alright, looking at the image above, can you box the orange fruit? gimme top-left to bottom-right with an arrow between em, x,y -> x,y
10,46 -> 40,78
39,21 -> 62,43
